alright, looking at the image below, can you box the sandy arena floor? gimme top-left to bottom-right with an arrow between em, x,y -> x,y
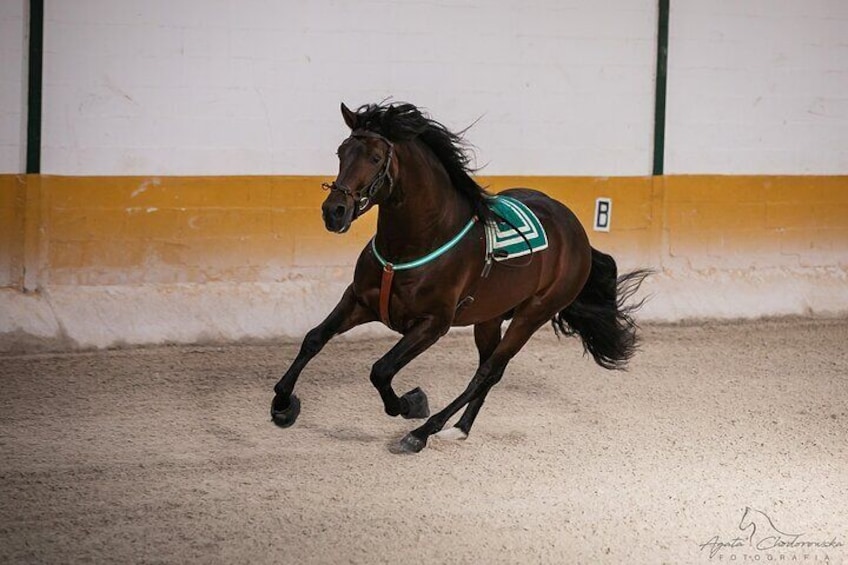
1,318 -> 846,564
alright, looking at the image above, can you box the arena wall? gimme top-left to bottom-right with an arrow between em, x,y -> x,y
1,1 -> 846,349
0,1 -> 26,174
1,173 -> 846,349
666,1 -> 848,174
38,0 -> 658,176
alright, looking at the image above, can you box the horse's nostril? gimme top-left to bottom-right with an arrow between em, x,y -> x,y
333,205 -> 346,219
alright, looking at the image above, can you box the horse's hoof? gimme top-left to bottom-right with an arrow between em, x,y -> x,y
270,394 -> 301,428
401,387 -> 429,419
397,432 -> 426,454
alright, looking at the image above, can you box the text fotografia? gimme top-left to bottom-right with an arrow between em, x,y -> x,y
699,507 -> 844,560
700,535 -> 843,559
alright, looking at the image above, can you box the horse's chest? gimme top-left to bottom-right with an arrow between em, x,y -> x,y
355,271 -> 450,328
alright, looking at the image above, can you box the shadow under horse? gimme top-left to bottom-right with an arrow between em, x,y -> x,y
271,102 -> 650,454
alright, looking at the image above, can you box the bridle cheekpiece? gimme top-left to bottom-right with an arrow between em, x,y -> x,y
322,129 -> 395,215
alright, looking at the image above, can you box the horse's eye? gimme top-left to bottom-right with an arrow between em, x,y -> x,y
369,154 -> 381,164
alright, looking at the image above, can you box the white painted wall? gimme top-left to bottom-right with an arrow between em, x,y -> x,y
0,0 -> 26,174
666,0 -> 848,174
41,0 -> 658,176
9,1 -> 846,177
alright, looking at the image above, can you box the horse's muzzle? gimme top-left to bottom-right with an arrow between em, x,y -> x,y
322,199 -> 355,233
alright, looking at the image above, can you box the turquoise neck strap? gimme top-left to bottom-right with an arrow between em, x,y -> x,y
371,218 -> 477,271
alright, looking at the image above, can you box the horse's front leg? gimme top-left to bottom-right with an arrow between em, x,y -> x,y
369,315 -> 451,421
271,285 -> 374,427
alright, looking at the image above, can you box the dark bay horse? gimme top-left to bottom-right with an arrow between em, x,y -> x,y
271,102 -> 649,453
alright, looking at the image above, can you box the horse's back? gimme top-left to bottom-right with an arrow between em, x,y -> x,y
495,187 -> 593,301
497,187 -> 591,254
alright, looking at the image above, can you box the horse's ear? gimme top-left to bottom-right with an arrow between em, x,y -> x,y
340,103 -> 358,130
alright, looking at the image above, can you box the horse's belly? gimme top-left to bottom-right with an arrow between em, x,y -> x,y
451,268 -> 540,326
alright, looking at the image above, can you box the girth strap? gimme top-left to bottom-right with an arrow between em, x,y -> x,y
379,264 -> 395,329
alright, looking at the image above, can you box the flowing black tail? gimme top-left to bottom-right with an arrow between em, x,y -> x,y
552,248 -> 652,370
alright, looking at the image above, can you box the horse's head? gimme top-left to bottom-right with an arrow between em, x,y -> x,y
321,103 -> 396,233
738,506 -> 797,545
739,507 -> 757,541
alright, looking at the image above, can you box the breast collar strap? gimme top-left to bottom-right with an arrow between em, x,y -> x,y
371,217 -> 478,330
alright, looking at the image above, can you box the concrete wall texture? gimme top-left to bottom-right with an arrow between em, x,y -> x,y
38,0 -> 658,176
0,0 -> 842,176
1,1 -> 847,349
666,0 -> 848,173
0,1 -> 26,173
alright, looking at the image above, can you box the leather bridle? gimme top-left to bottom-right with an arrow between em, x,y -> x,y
322,130 -> 395,216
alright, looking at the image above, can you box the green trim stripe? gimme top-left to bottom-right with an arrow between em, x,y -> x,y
26,0 -> 44,174
370,218 -> 477,271
653,0 -> 670,176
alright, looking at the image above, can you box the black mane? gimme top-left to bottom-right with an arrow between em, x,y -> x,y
352,102 -> 492,221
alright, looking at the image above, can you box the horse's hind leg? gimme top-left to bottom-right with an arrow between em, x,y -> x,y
271,285 -> 374,427
436,318 -> 502,441
437,368 -> 505,440
399,308 -> 552,453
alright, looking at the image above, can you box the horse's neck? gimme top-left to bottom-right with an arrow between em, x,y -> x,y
374,146 -> 472,263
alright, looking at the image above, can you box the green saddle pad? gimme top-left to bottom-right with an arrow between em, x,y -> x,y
484,195 -> 549,261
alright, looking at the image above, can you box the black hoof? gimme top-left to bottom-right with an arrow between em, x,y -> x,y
396,432 -> 426,454
401,387 -> 429,419
270,394 -> 301,428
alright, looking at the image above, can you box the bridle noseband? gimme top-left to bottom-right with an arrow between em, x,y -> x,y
322,130 -> 395,215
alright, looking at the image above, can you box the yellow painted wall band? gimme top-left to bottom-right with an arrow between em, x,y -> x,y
1,174 -> 846,288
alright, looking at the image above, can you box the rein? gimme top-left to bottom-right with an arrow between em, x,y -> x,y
371,217 -> 478,329
322,130 -> 394,215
